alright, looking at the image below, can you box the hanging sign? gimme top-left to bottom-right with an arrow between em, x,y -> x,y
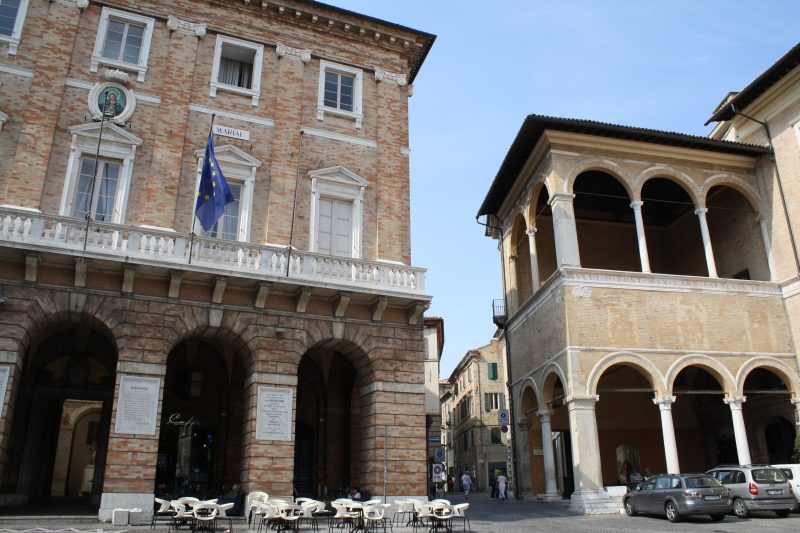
213,124 -> 250,141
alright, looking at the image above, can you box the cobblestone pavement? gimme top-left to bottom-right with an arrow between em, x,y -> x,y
1,491 -> 798,533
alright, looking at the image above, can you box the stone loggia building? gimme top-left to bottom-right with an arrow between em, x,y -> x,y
0,0 -> 434,519
479,43 -> 800,512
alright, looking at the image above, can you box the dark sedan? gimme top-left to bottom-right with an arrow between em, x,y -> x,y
624,473 -> 732,522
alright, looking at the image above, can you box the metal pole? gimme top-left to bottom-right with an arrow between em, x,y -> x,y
84,89 -> 111,250
286,130 -> 305,277
383,426 -> 388,503
189,114 -> 216,265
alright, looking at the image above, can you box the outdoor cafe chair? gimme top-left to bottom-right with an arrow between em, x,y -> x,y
450,503 -> 470,531
330,501 -> 355,530
391,499 -> 417,528
193,502 -> 219,533
363,503 -> 392,533
169,501 -> 195,532
429,504 -> 455,533
247,491 -> 269,526
256,502 -> 283,533
216,501 -> 235,533
152,497 -> 175,529
297,500 -> 321,532
411,501 -> 434,532
276,503 -> 301,532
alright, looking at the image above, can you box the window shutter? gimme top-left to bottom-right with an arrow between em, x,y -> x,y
484,394 -> 491,412
488,363 -> 498,380
317,198 -> 333,254
500,393 -> 506,408
333,200 -> 352,256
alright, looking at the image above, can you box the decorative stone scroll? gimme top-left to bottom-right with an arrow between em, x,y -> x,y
255,386 -> 293,441
55,0 -> 89,8
276,42 -> 311,63
374,66 -> 407,86
167,16 -> 207,37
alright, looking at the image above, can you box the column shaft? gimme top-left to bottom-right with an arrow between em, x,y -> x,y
725,396 -> 752,465
630,201 -> 651,273
757,216 -> 775,280
549,193 -> 581,268
538,410 -> 559,498
695,208 -> 718,278
527,227 -> 540,291
653,396 -> 680,474
566,396 -> 603,493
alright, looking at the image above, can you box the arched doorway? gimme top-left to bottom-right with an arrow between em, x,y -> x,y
742,367 -> 795,464
518,385 -> 542,495
5,323 -> 116,509
294,343 -> 365,499
155,338 -> 246,498
594,364 -> 662,485
541,372 -> 571,498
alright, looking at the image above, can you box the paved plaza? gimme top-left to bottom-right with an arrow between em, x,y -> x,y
0,492 -> 799,533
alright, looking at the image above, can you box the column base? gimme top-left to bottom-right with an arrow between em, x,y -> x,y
99,492 -> 154,523
570,489 -> 623,515
542,491 -> 563,501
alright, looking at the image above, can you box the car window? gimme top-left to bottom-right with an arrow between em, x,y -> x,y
671,478 -> 682,489
735,471 -> 746,484
713,470 -> 733,484
641,480 -> 656,490
781,468 -> 793,480
686,476 -> 721,488
655,477 -> 671,490
752,468 -> 788,483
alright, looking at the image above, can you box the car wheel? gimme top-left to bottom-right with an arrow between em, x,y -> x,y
709,514 -> 725,521
733,498 -> 749,518
775,509 -> 790,518
665,501 -> 682,523
623,498 -> 636,517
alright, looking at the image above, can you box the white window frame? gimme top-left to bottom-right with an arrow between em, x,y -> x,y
308,166 -> 368,259
193,144 -> 260,242
91,7 -> 155,83
59,122 -> 143,224
0,0 -> 29,56
317,60 -> 363,129
210,35 -> 264,107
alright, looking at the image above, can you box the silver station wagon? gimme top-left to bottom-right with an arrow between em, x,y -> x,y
707,465 -> 795,518
624,474 -> 732,522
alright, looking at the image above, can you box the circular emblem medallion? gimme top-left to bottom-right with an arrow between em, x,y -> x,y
98,86 -> 127,118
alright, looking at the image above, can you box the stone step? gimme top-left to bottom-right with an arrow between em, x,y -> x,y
0,515 -> 101,526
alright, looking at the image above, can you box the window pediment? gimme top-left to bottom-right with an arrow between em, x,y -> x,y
70,122 -> 143,148
194,144 -> 261,168
308,165 -> 369,188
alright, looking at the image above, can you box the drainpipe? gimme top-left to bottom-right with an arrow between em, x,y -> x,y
476,215 -> 521,500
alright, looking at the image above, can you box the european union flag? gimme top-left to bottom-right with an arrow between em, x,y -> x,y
195,130 -> 234,232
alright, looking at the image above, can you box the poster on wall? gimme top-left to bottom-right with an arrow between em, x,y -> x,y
256,386 -> 293,441
0,366 -> 9,413
114,375 -> 160,435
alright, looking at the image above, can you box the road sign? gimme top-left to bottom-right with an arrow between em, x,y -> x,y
498,409 -> 509,424
432,463 -> 444,482
434,447 -> 445,463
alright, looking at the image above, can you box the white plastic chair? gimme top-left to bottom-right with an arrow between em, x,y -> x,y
451,502 -> 470,531
217,501 -> 235,533
363,503 -> 392,532
247,491 -> 269,526
192,502 -> 218,533
152,497 -> 174,529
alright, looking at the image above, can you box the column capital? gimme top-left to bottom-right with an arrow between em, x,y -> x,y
536,408 -> 553,419
724,395 -> 747,408
276,42 -> 312,62
549,192 -> 575,205
630,200 -> 643,210
694,206 -> 708,216
565,394 -> 599,409
653,395 -> 676,409
167,16 -> 207,37
526,226 -> 537,237
790,398 -> 800,407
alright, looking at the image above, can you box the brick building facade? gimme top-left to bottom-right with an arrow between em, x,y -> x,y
479,43 -> 800,512
0,0 -> 434,519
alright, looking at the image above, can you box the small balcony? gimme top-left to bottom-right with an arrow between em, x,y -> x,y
492,298 -> 507,328
0,206 -> 427,298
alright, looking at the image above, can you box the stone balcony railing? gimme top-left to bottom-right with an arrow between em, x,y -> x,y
0,207 -> 427,298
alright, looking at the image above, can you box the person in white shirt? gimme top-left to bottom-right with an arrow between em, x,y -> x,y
460,472 -> 472,499
497,473 -> 508,499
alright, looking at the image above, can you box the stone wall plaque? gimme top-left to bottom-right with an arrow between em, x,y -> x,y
114,375 -> 160,435
256,386 -> 292,441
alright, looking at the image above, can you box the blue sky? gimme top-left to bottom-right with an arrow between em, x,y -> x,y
327,0 -> 800,377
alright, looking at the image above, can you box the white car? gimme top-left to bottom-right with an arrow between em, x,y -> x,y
772,464 -> 800,507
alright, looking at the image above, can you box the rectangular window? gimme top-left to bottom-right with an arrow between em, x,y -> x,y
0,0 -> 22,36
217,45 -> 255,89
101,19 -> 145,64
491,427 -> 502,444
317,60 -> 363,128
209,35 -> 263,106
488,362 -> 498,380
200,182 -> 242,241
485,393 -> 503,411
317,197 -> 352,256
324,70 -> 354,111
71,157 -> 122,222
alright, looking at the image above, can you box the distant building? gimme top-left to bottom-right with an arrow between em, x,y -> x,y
479,43 -> 800,512
423,316 -> 444,488
444,337 -> 510,492
0,0 -> 434,519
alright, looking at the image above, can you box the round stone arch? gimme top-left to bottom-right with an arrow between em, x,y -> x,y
735,356 -> 800,398
585,351 -> 667,397
563,157 -> 636,198
526,180 -> 553,227
540,362 -> 570,405
517,377 -> 541,423
700,174 -> 764,215
665,354 -> 736,396
634,166 -> 703,207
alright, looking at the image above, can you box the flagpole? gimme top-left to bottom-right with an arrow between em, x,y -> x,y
189,114 -> 216,265
84,89 -> 111,251
286,130 -> 304,277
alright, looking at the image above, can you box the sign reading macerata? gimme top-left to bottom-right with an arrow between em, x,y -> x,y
213,124 -> 250,141
114,375 -> 160,435
0,366 -> 9,413
256,386 -> 293,441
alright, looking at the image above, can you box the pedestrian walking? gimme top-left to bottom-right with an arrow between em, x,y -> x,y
460,471 -> 472,499
489,472 -> 497,499
497,472 -> 508,499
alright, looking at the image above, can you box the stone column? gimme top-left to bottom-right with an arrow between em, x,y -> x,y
508,251 -> 519,312
4,0 -> 88,206
630,201 -> 651,273
515,421 -> 532,496
566,395 -> 605,500
757,216 -> 776,280
549,193 -> 581,268
374,68 -> 412,263
724,396 -> 752,465
653,396 -> 680,474
265,44 -> 311,246
526,227 -> 541,291
0,351 -> 21,487
100,361 -> 166,522
695,207 -> 718,278
792,399 -> 800,434
537,408 -> 560,500
241,372 -> 298,498
139,17 -> 205,229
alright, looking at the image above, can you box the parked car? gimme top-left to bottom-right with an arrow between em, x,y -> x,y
623,473 -> 732,522
771,464 -> 800,507
707,465 -> 795,517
